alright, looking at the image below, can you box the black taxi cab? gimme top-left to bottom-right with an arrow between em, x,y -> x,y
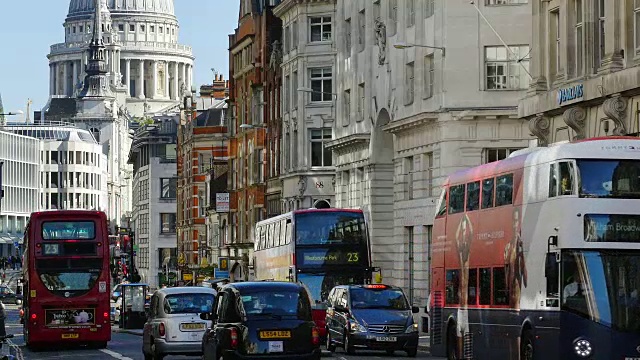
200,281 -> 321,360
325,284 -> 419,357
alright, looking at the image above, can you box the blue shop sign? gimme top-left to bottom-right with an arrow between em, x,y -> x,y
557,84 -> 584,105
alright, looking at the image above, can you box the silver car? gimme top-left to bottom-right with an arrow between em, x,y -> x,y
142,287 -> 217,360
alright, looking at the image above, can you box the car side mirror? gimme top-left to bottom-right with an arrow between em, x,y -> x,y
200,312 -> 216,321
411,306 -> 420,314
334,304 -> 347,313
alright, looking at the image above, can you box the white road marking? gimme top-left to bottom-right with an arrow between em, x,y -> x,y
100,349 -> 134,360
7,339 -> 24,360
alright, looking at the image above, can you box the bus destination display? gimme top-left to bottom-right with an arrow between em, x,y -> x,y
584,214 -> 640,242
297,248 -> 365,267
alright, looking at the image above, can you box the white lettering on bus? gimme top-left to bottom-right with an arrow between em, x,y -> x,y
477,231 -> 505,241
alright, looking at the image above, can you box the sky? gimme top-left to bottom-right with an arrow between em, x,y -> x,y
0,0 -> 239,118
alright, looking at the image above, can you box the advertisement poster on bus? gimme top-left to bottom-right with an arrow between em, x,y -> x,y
45,308 -> 96,327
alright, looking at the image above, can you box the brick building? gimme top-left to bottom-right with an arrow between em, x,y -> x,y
224,0 -> 283,280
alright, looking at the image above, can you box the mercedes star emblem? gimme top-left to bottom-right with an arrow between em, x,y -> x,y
383,326 -> 390,333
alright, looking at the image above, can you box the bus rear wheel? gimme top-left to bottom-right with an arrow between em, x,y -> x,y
91,341 -> 107,349
446,323 -> 458,360
520,330 -> 534,360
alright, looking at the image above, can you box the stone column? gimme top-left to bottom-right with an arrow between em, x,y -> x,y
125,59 -> 131,96
527,0 -> 547,95
165,61 -> 170,99
599,0 -> 624,73
82,51 -> 88,78
62,61 -> 68,96
186,64 -> 192,92
151,60 -> 158,99
173,62 -> 179,100
50,63 -> 55,96
137,59 -> 145,99
181,63 -> 186,91
72,61 -> 79,94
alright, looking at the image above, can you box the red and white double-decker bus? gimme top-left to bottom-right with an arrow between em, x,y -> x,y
22,210 -> 112,349
253,208 -> 375,339
429,137 -> 640,360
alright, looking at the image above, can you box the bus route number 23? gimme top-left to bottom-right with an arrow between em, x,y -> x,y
347,252 -> 360,263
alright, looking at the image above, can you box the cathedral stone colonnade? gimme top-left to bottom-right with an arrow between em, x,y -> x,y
50,57 -> 192,100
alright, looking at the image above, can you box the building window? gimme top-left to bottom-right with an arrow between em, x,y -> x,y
551,9 -> 561,76
425,0 -> 434,18
407,0 -> 415,27
310,68 -> 332,102
150,25 -> 155,33
424,152 -> 434,196
389,0 -> 398,35
345,19 -> 352,55
405,156 -> 414,200
140,25 -> 145,32
159,26 -> 163,34
484,148 -> 524,163
310,16 -> 332,42
358,9 -> 365,51
358,83 -> 365,122
129,24 -> 135,32
486,0 -> 527,4
160,178 -> 177,199
160,213 -> 176,233
344,89 -> 351,124
310,128 -> 332,167
424,55 -> 434,99
285,25 -> 291,52
118,24 -> 124,32
284,75 -> 290,111
485,45 -> 530,90
405,62 -> 415,105
574,0 -> 584,77
598,0 -> 605,65
292,72 -> 298,108
405,226 -> 415,304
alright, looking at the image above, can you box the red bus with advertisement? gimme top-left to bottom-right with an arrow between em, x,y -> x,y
22,210 -> 112,349
253,208 -> 376,340
429,137 -> 640,360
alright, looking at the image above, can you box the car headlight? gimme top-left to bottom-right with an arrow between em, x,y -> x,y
574,339 -> 592,358
349,320 -> 366,333
405,323 -> 419,333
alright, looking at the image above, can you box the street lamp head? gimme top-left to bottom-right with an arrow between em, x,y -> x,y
297,87 -> 314,93
13,110 -> 24,115
393,43 -> 412,49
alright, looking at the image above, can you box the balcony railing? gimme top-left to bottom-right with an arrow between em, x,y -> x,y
50,41 -> 193,56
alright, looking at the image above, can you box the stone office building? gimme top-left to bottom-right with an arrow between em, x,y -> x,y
520,0 -> 640,142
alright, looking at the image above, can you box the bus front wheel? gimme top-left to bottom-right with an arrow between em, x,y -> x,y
446,323 -> 458,360
520,329 -> 534,360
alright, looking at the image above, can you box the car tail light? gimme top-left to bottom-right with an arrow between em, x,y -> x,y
230,328 -> 238,349
312,327 -> 320,346
159,322 -> 166,337
103,312 -> 109,319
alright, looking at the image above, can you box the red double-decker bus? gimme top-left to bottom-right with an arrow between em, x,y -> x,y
22,210 -> 112,349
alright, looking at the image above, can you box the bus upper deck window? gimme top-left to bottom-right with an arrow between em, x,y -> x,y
558,161 -> 576,196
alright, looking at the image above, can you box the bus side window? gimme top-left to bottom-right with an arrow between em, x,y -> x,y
558,161 -> 575,195
274,221 -> 281,247
481,178 -> 495,209
260,226 -> 267,249
549,163 -> 558,197
435,189 -> 447,217
279,220 -> 286,246
496,174 -> 513,206
492,267 -> 509,305
267,224 -> 275,248
445,269 -> 460,304
448,185 -> 465,214
285,220 -> 292,244
467,268 -> 478,305
466,181 -> 480,211
479,268 -> 491,305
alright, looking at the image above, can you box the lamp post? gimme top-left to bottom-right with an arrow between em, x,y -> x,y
393,43 -> 446,57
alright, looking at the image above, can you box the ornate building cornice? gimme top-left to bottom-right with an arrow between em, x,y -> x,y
381,113 -> 438,134
603,95 -> 628,136
563,106 -> 587,140
325,133 -> 370,151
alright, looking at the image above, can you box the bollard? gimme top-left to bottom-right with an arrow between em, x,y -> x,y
0,301 -> 6,338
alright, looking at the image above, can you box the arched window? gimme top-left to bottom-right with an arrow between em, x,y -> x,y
90,128 -> 100,143
313,199 -> 331,209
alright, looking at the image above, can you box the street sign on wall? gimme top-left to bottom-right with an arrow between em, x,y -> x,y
216,193 -> 229,212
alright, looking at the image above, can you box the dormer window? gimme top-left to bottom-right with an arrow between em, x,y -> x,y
129,24 -> 135,32
140,25 -> 145,32
159,27 -> 163,34
150,25 -> 155,33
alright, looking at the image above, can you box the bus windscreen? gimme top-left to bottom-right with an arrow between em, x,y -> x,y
42,221 -> 96,240
295,212 -> 367,245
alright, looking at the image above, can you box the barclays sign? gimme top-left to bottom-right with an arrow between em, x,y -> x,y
557,84 -> 584,106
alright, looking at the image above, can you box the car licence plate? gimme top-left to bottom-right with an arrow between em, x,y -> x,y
180,323 -> 205,331
62,333 -> 79,339
268,341 -> 283,353
259,330 -> 291,339
376,336 -> 397,342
